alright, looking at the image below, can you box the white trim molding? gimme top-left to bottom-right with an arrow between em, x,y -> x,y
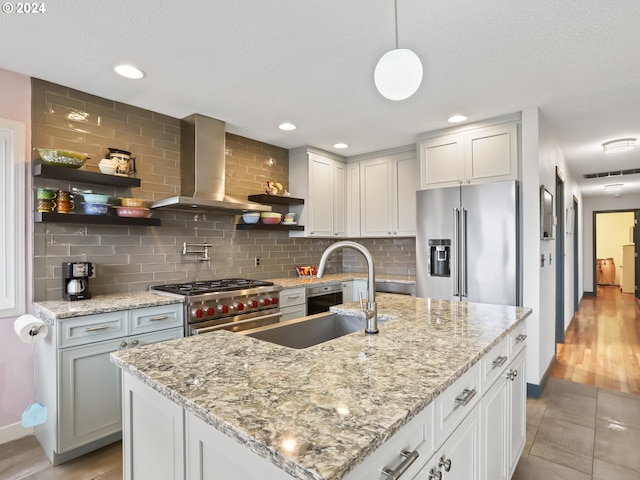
0,422 -> 33,445
0,117 -> 26,318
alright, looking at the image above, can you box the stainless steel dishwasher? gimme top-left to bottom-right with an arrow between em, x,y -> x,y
306,283 -> 343,315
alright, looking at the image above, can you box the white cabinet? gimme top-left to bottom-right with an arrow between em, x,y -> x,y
123,373 -> 185,480
289,147 -> 346,237
357,148 -> 417,237
279,287 -> 306,321
346,161 -> 361,237
479,324 -> 527,480
418,117 -> 519,190
36,303 -> 183,465
342,279 -> 368,303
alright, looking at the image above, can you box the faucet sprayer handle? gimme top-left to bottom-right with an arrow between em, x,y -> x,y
358,291 -> 365,311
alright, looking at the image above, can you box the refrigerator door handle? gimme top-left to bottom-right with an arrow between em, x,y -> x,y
460,208 -> 467,297
452,208 -> 460,297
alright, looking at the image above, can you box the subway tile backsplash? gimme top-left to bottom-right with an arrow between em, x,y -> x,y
31,79 -> 415,301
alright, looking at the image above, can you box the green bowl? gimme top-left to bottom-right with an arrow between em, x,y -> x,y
35,148 -> 91,169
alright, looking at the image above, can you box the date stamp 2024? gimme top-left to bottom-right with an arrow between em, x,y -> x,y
2,2 -> 46,14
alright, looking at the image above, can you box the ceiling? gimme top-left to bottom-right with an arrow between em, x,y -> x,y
2,0 -> 640,197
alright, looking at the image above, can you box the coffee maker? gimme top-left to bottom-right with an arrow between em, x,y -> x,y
62,262 -> 93,301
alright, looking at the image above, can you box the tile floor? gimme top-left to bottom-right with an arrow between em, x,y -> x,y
2,377 -> 639,479
514,377 -> 640,480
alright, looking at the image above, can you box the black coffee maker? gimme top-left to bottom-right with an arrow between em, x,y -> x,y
62,262 -> 93,301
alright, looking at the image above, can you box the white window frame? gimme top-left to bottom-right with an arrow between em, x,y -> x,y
0,117 -> 26,318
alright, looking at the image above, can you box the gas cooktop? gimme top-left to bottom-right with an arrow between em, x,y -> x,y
150,278 -> 275,296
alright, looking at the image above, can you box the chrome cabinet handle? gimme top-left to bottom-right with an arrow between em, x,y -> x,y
132,339 -> 139,346
454,388 -> 477,406
438,456 -> 452,472
150,315 -> 169,321
381,449 -> 419,479
516,333 -> 527,342
492,355 -> 508,368
507,369 -> 518,381
286,295 -> 301,300
428,468 -> 442,480
85,325 -> 109,332
120,341 -> 128,348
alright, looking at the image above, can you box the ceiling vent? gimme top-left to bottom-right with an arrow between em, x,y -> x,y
583,168 -> 640,179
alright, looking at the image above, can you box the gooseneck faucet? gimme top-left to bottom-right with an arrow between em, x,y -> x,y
317,241 -> 378,334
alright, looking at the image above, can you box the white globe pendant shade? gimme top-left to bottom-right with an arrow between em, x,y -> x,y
374,48 -> 423,101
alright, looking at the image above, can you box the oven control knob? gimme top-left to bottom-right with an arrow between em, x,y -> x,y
235,302 -> 245,311
249,300 -> 258,308
195,309 -> 204,319
219,305 -> 229,314
206,307 -> 215,316
271,297 -> 279,305
262,298 -> 271,306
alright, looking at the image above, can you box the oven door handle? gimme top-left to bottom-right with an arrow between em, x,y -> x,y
191,312 -> 282,335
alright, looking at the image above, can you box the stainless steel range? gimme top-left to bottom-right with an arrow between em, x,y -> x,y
150,279 -> 282,336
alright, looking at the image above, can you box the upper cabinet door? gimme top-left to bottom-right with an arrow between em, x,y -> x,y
419,134 -> 465,189
333,161 -> 346,237
465,123 -> 518,184
393,152 -> 417,236
360,156 -> 394,237
308,153 -> 334,237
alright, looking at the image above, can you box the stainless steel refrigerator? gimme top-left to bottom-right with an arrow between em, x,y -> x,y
416,180 -> 520,306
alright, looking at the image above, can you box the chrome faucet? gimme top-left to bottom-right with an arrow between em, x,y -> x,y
317,241 -> 378,334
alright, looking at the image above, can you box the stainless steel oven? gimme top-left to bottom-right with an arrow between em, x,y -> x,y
306,283 -> 343,315
150,279 -> 282,336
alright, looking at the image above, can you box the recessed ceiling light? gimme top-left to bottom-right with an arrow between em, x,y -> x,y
605,183 -> 623,196
113,64 -> 145,80
278,123 -> 296,131
333,143 -> 349,149
602,138 -> 636,154
448,114 -> 468,123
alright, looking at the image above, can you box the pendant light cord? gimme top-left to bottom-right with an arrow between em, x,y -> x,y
394,0 -> 399,49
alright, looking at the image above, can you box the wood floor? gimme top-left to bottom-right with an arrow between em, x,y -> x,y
552,285 -> 640,394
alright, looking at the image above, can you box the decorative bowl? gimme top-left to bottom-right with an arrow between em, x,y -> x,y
35,148 -> 91,169
113,206 -> 149,218
82,193 -> 110,204
98,164 -> 117,175
242,212 -> 260,224
82,202 -> 110,215
261,216 -> 282,224
120,198 -> 146,207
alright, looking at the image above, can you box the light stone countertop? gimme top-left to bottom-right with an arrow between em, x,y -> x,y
268,273 -> 415,289
33,291 -> 184,322
111,294 -> 531,480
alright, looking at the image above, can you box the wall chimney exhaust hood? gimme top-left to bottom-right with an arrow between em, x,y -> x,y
150,114 -> 271,214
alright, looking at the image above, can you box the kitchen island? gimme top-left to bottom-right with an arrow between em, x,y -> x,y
111,295 -> 531,480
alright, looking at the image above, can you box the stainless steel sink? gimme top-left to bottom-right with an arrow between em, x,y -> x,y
241,311 -> 377,349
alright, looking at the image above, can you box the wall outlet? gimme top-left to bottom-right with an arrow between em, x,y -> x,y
254,257 -> 260,267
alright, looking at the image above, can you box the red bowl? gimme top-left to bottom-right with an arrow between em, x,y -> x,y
260,216 -> 281,224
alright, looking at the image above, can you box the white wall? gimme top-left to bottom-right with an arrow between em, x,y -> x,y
521,107 -> 582,390
583,195 -> 640,292
0,68 -> 33,443
596,212 -> 634,285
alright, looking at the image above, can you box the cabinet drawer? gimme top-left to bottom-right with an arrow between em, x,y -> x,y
59,311 -> 127,348
434,362 -> 480,445
279,287 -> 306,308
129,327 -> 183,349
509,321 -> 527,357
129,304 -> 183,335
480,337 -> 509,394
344,403 -> 434,480
280,304 -> 306,322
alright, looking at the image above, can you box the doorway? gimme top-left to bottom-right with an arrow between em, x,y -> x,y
593,210 -> 636,296
555,170 -> 565,345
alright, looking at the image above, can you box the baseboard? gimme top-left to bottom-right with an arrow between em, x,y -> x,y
527,354 -> 555,398
583,290 -> 595,296
0,422 -> 34,445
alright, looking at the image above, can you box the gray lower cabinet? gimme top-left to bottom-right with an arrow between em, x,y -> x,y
36,303 -> 183,465
279,287 -> 306,321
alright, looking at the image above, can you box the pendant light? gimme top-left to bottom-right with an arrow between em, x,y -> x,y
374,0 -> 423,101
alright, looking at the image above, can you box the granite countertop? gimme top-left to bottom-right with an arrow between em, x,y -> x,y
268,273 -> 415,289
111,294 -> 531,480
31,274 -> 413,321
33,291 -> 184,322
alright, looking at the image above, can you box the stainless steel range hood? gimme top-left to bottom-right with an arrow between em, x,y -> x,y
150,114 -> 271,214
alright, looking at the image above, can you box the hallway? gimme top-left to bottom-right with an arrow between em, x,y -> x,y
552,286 -> 640,394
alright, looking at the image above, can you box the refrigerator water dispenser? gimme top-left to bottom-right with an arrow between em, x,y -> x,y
428,239 -> 450,277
